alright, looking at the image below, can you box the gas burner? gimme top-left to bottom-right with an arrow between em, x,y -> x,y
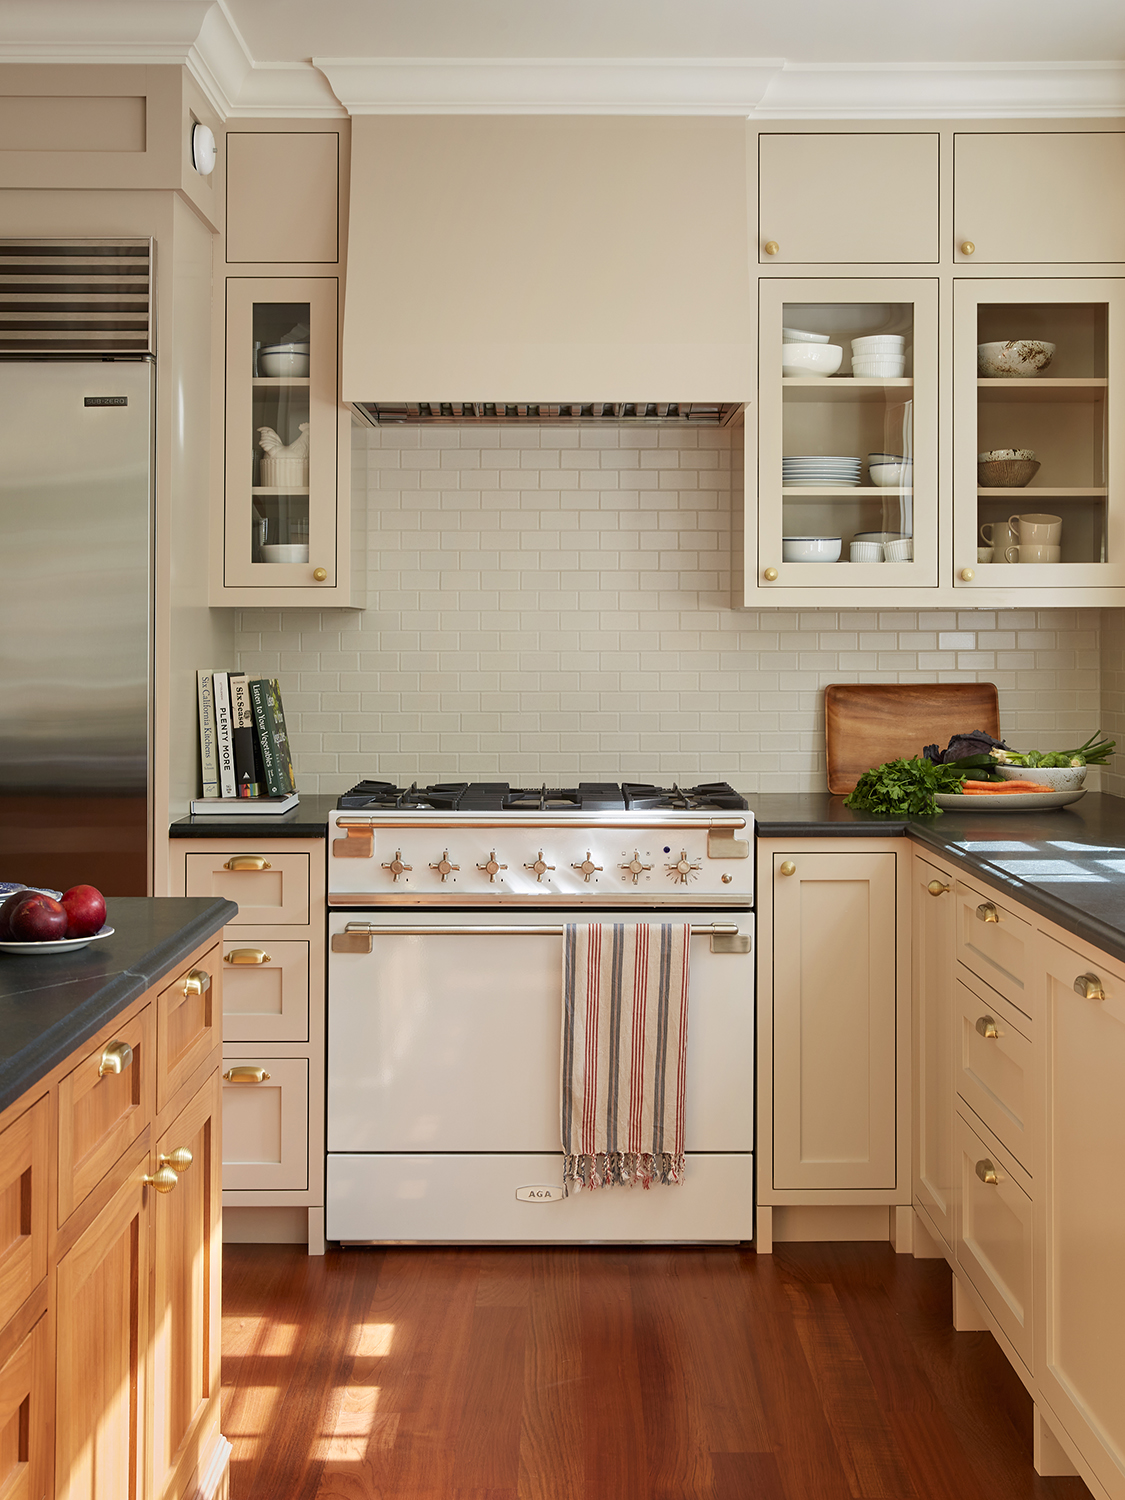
503,786 -> 581,812
337,780 -> 470,811
622,781 -> 750,813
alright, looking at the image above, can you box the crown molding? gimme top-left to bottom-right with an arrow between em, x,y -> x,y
759,62 -> 1125,118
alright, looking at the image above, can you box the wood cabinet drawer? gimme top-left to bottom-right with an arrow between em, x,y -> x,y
58,1006 -> 153,1225
955,1109 -> 1033,1369
955,977 -> 1033,1171
184,851 -> 310,926
0,1312 -> 50,1500
221,1057 -> 308,1191
953,878 -> 1033,1016
157,944 -> 220,1111
0,1096 -> 49,1334
221,937 -> 310,1042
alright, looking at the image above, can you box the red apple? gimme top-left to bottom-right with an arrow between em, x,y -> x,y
61,885 -> 106,939
10,893 -> 68,942
0,891 -> 32,940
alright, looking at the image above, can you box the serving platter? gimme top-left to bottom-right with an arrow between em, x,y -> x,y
934,789 -> 1086,812
0,925 -> 114,955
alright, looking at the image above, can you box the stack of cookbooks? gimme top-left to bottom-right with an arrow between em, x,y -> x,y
193,670 -> 299,815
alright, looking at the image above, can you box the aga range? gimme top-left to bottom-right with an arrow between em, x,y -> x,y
326,782 -> 755,1244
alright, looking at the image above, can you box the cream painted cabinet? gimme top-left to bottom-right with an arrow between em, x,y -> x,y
954,133 -> 1125,264
911,851 -> 956,1249
758,133 -> 939,264
226,133 -> 340,266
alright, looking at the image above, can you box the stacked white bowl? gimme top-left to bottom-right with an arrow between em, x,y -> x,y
851,334 -> 905,379
782,326 -> 829,344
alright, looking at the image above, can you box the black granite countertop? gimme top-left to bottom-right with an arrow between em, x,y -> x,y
169,793 -> 338,838
0,895 -> 235,1116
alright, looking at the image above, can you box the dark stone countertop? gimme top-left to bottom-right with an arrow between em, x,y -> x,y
169,793 -> 338,838
0,895 -> 235,1116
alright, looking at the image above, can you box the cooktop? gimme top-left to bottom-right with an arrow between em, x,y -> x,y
336,780 -> 750,813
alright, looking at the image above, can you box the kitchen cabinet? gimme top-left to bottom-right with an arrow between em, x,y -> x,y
758,133 -> 940,265
226,133 -> 340,265
911,852 -> 956,1250
954,133 -> 1125,264
0,1312 -> 51,1500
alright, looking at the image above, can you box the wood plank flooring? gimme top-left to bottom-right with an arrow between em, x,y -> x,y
221,1240 -> 1092,1500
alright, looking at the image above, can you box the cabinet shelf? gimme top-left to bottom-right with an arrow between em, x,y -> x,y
252,377 -> 311,387
252,486 -> 310,495
977,486 -> 1107,498
782,377 -> 914,404
977,378 -> 1107,404
783,486 -> 913,497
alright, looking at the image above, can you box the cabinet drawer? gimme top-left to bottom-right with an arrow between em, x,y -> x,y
953,879 -> 1033,1016
955,1109 -> 1033,1368
221,1057 -> 308,1191
59,1005 -> 153,1225
0,1313 -> 50,1500
0,1096 -> 49,1333
221,937 -> 310,1042
157,945 -> 219,1111
185,851 -> 310,925
955,977 -> 1033,1170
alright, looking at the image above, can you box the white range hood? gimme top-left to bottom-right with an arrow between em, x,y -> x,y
342,115 -> 753,412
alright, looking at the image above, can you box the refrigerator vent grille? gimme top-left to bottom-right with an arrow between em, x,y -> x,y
0,239 -> 153,355
354,402 -> 742,427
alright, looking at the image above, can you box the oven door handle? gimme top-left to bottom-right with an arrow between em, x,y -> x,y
332,921 -> 751,954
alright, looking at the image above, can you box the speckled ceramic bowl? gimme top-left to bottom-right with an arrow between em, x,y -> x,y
994,763 -> 1087,791
977,340 -> 1056,377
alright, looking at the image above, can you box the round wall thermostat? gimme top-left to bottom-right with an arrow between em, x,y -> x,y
191,122 -> 217,176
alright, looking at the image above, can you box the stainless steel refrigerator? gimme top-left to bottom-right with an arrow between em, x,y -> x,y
0,360 -> 152,894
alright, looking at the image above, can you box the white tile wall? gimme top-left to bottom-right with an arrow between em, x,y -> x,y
234,427 -> 1103,794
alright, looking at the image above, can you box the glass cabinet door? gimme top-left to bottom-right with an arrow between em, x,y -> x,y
954,278 -> 1124,590
757,279 -> 938,592
224,278 -> 338,589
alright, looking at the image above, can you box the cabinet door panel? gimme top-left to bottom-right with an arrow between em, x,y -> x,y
953,878 -> 1033,1015
772,850 -> 898,1189
0,1098 -> 48,1336
955,977 -> 1033,1169
912,856 -> 955,1247
157,946 -> 219,1111
0,1313 -> 50,1500
222,1058 -> 308,1191
184,851 -> 310,925
955,1110 -> 1033,1369
226,133 -> 339,265
222,937 -> 310,1042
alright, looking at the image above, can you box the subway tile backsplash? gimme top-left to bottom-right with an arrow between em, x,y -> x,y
234,426 -> 1104,794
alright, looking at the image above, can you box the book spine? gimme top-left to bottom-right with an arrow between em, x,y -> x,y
197,670 -> 219,797
213,671 -> 238,800
267,679 -> 297,795
249,678 -> 282,797
228,672 -> 260,798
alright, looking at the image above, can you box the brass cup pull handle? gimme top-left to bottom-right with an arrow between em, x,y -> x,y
975,1159 -> 999,1185
927,880 -> 950,897
976,902 -> 1000,924
975,1015 -> 1000,1039
779,861 -> 797,877
98,1040 -> 133,1077
224,1066 -> 271,1084
225,948 -> 272,965
1074,972 -> 1106,1002
182,968 -> 211,997
159,1147 -> 193,1175
763,240 -> 780,255
144,1166 -> 180,1194
224,856 -> 272,871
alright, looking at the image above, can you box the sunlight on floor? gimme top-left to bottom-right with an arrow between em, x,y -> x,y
350,1321 -> 395,1357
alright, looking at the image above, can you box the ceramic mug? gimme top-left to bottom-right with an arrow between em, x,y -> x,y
977,546 -> 994,563
884,538 -> 913,562
850,541 -> 885,563
1009,512 -> 1062,544
1004,543 -> 1062,564
981,520 -> 1018,562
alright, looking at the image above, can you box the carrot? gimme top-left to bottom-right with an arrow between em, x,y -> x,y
960,779 -> 1053,794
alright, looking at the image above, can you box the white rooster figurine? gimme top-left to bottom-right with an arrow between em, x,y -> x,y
258,423 -> 310,460
258,423 -> 310,487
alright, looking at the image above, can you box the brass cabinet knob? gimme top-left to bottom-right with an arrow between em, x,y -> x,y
1074,972 -> 1106,1001
313,567 -> 328,582
763,567 -> 779,582
225,948 -> 271,965
763,240 -> 780,256
927,880 -> 950,897
975,1159 -> 999,1185
98,1040 -> 134,1077
182,968 -> 211,997
159,1147 -> 193,1174
960,240 -> 976,256
224,1066 -> 271,1084
976,902 -> 1000,924
779,861 -> 796,877
975,1015 -> 1000,1039
144,1166 -> 180,1194
960,568 -> 975,582
224,855 -> 271,871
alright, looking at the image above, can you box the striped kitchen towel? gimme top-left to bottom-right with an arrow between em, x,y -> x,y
561,923 -> 690,1193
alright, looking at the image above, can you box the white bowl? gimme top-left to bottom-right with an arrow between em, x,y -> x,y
781,343 -> 843,378
782,326 -> 829,343
977,340 -> 1056,377
852,355 -> 906,378
261,543 -> 310,563
850,541 -> 885,563
782,536 -> 842,562
854,531 -> 909,544
869,462 -> 913,486
994,763 -> 1087,791
978,448 -> 1037,462
261,341 -> 310,353
851,335 -> 905,352
259,351 -> 310,377
884,538 -> 914,562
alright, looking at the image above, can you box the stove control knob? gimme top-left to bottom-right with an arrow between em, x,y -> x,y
381,849 -> 412,881
621,852 -> 653,885
525,851 -> 555,882
429,850 -> 460,882
572,852 -> 603,882
477,851 -> 508,882
666,850 -> 701,884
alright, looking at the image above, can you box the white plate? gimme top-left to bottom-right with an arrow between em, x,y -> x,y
0,925 -> 114,955
934,790 -> 1086,812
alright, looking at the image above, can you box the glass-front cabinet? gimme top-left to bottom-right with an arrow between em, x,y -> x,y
223,278 -> 338,591
757,279 -> 939,593
954,278 -> 1124,590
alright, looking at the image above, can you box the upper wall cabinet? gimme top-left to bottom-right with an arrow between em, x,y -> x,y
955,133 -> 1125,264
758,134 -> 939,265
226,132 -> 340,264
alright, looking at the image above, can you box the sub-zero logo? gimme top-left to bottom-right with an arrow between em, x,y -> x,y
515,1185 -> 563,1203
84,396 -> 128,406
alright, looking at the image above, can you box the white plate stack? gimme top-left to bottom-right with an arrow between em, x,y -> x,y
782,455 -> 862,487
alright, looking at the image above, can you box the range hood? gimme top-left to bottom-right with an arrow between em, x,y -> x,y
342,117 -> 752,417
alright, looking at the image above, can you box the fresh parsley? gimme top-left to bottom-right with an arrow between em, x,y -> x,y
844,756 -> 967,817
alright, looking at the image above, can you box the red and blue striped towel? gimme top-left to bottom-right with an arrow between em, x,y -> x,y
561,923 -> 690,1192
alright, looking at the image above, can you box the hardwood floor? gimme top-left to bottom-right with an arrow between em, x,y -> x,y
221,1240 -> 1091,1500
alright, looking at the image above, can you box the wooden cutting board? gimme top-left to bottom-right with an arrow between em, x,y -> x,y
825,682 -> 1000,795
